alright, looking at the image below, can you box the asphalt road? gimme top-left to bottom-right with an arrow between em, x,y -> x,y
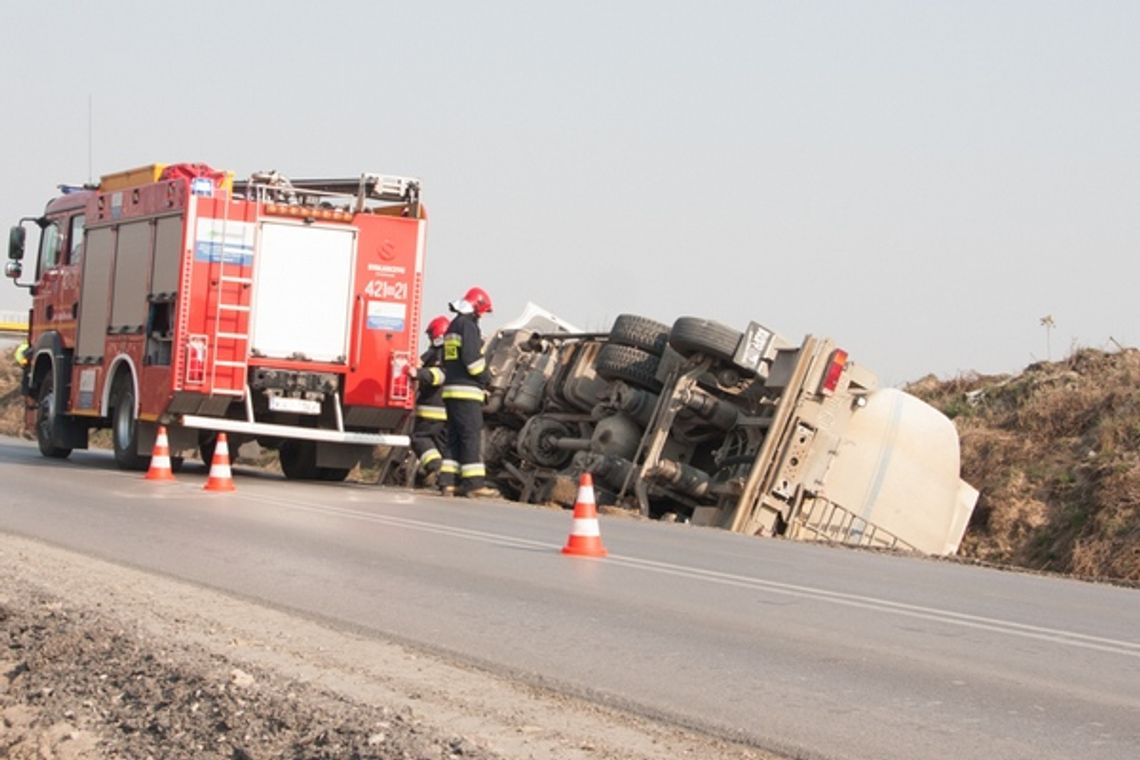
1,436 -> 1138,760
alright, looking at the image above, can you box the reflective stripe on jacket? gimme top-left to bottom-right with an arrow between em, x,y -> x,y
441,385 -> 485,402
414,405 -> 447,420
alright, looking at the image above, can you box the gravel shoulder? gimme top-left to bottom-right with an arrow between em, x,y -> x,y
1,533 -> 773,760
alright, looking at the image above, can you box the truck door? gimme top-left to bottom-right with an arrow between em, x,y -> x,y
57,213 -> 84,345
30,218 -> 68,344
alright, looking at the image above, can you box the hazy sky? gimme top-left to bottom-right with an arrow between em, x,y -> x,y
2,1 -> 1136,385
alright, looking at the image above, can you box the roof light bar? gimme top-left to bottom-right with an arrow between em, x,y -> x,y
264,203 -> 353,223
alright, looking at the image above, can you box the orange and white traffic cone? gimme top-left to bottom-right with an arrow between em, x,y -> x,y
561,473 -> 608,557
144,425 -> 176,482
203,432 -> 236,492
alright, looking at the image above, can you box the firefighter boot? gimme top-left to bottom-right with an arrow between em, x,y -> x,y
421,460 -> 441,489
437,459 -> 458,496
464,485 -> 501,499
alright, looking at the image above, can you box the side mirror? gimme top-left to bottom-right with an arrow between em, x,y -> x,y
5,260 -> 22,280
8,226 -> 25,260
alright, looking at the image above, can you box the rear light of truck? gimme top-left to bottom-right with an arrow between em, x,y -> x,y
186,335 -> 208,385
820,349 -> 848,395
389,351 -> 411,403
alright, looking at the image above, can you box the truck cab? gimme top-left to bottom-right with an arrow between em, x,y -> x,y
8,189 -> 92,456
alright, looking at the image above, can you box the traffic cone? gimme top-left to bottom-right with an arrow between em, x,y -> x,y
561,473 -> 608,557
144,425 -> 176,482
203,433 -> 236,492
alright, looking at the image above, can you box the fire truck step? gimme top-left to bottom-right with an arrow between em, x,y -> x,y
220,275 -> 254,285
214,360 -> 248,368
217,304 -> 251,312
216,332 -> 249,340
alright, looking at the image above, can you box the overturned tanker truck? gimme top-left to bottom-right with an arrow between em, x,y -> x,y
480,306 -> 977,556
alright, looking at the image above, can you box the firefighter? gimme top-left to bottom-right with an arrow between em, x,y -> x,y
440,286 -> 498,498
407,315 -> 452,488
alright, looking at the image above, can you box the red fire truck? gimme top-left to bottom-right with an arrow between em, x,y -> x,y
7,163 -> 425,479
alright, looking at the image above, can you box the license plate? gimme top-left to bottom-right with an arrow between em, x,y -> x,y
268,396 -> 321,415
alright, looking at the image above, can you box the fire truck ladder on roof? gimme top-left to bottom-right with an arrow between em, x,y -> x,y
208,191 -> 252,397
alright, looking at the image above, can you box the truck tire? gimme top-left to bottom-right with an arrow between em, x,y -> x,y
669,317 -> 742,364
595,343 -> 663,393
112,378 -> 148,471
318,466 -> 352,482
279,439 -> 320,480
198,431 -> 217,467
609,314 -> 670,356
36,368 -> 72,459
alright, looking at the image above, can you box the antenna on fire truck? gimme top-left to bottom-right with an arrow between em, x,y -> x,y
87,94 -> 93,184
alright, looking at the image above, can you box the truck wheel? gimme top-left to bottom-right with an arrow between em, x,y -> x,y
279,440 -> 320,480
594,343 -> 663,392
198,432 -> 217,467
36,368 -> 72,459
112,379 -> 148,471
669,317 -> 743,364
318,467 -> 352,482
609,314 -> 670,356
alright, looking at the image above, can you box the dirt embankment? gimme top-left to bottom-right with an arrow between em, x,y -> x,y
907,347 -> 1140,583
0,356 -> 25,442
1,596 -> 487,760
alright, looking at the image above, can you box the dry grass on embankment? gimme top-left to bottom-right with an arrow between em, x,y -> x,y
908,347 -> 1140,583
0,354 -> 27,440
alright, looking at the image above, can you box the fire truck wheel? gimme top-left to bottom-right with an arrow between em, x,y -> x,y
279,440 -> 320,480
111,379 -> 148,471
198,433 -> 217,466
36,369 -> 72,459
317,467 -> 351,482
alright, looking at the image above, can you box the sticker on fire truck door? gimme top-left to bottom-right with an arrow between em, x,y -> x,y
367,301 -> 406,331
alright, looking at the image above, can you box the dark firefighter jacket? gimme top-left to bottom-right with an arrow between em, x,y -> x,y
413,345 -> 447,421
441,313 -> 488,401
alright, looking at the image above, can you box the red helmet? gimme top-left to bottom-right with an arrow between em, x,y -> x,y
426,315 -> 450,344
456,286 -> 493,316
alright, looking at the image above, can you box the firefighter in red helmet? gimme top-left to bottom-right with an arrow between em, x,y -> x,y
439,286 -> 499,498
407,315 -> 452,488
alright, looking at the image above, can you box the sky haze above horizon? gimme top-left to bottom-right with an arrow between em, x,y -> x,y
1,0 -> 1136,385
